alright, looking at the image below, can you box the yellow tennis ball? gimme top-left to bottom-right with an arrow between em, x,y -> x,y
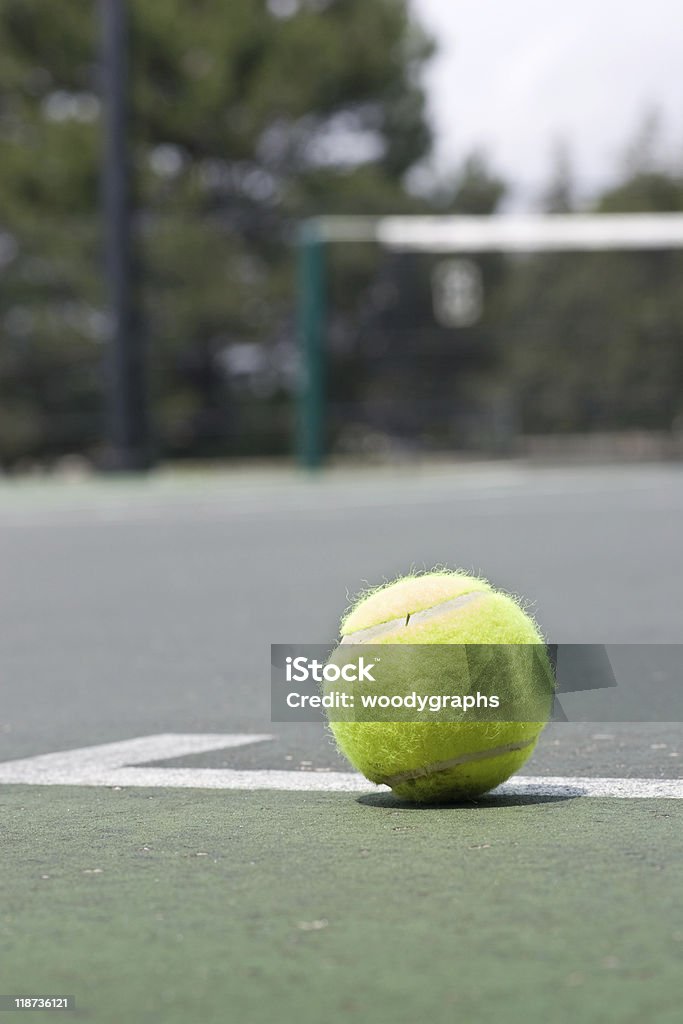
327,571 -> 553,803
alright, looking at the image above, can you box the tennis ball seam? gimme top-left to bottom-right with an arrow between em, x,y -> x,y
341,570 -> 491,634
379,736 -> 538,787
340,591 -> 484,643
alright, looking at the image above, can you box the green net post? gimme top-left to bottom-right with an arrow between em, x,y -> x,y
296,221 -> 326,470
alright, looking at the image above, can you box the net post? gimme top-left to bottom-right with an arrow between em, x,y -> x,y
296,221 -> 326,470
99,0 -> 149,471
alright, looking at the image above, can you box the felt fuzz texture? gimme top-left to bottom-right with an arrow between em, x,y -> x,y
328,571 -> 552,803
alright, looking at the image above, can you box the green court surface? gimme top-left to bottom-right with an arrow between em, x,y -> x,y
1,464 -> 682,1023
2,787 -> 682,1024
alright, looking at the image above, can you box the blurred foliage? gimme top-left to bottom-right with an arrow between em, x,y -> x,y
502,167 -> 683,436
0,2 -> 682,465
0,0 -> 436,463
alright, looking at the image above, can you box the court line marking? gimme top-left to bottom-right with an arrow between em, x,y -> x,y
0,734 -> 681,797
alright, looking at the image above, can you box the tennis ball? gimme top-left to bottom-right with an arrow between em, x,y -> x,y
326,571 -> 553,803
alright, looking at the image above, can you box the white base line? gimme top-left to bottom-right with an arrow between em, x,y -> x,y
0,735 -> 681,799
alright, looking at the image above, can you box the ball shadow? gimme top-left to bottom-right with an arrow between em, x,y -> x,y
357,787 -> 583,810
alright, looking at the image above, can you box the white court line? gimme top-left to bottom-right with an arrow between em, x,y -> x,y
0,735 -> 681,798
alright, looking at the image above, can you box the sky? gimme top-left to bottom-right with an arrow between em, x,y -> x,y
411,0 -> 683,207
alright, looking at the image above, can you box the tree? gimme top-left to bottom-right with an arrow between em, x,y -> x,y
0,0 -> 435,463
502,117 -> 683,436
542,142 -> 575,214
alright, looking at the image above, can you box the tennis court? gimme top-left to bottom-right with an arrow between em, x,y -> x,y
1,463 -> 681,1022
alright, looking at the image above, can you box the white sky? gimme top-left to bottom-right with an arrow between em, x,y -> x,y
411,0 -> 683,207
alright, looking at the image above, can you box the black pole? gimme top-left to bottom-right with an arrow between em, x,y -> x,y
100,0 -> 148,470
